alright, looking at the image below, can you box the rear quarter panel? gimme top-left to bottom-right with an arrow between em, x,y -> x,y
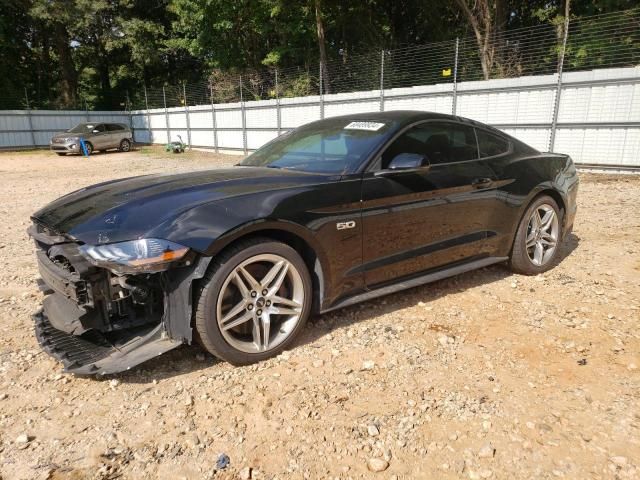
488,151 -> 579,256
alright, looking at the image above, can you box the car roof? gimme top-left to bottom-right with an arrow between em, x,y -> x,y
312,110 -> 514,142
321,110 -> 493,130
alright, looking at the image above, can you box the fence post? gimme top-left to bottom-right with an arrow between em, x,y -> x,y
126,91 -> 134,142
452,37 -> 459,116
85,100 -> 90,122
24,88 -> 36,147
163,86 -> 170,143
240,76 -> 248,155
548,16 -> 570,152
183,83 -> 192,149
379,50 -> 385,112
319,62 -> 324,119
275,68 -> 281,135
210,85 -> 219,153
144,85 -> 152,143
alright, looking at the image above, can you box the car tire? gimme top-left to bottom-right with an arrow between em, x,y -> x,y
82,142 -> 93,155
195,237 -> 312,365
509,195 -> 563,275
119,139 -> 131,152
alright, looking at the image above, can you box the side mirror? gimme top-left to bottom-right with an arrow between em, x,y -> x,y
388,152 -> 429,170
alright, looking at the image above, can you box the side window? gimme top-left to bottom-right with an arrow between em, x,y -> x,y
93,124 -> 106,133
476,129 -> 510,157
107,124 -> 123,131
380,122 -> 478,168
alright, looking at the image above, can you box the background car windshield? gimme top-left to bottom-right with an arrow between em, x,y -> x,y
68,123 -> 95,133
240,119 -> 393,174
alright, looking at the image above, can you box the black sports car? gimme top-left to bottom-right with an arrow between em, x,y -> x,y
29,111 -> 578,374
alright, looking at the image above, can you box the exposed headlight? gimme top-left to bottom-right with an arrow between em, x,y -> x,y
80,238 -> 190,273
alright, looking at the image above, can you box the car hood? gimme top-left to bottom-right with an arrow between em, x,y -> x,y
32,167 -> 334,245
52,132 -> 83,139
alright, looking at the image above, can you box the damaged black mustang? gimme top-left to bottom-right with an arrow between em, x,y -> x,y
30,111 -> 578,374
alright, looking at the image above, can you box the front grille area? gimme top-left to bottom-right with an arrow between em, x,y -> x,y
29,222 -> 164,336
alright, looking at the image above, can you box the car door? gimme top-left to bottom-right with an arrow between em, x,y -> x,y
105,124 -> 121,148
359,121 -> 501,288
473,127 -> 520,256
89,124 -> 109,149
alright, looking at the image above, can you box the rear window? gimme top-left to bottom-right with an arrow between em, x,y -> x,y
476,129 -> 510,157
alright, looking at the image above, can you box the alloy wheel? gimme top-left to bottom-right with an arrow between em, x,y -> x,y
526,203 -> 559,266
216,253 -> 305,353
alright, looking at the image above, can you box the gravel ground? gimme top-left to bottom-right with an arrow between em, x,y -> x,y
0,147 -> 638,480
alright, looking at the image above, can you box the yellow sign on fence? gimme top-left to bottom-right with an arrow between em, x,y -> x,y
442,68 -> 452,77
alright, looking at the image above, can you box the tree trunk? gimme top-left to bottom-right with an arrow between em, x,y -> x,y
53,23 -> 77,108
314,0 -> 330,93
557,0 -> 571,69
454,0 -> 506,81
97,44 -> 112,109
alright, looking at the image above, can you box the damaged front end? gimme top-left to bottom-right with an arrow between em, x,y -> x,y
29,222 -> 211,375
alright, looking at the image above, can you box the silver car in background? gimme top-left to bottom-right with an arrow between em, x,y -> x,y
50,123 -> 133,155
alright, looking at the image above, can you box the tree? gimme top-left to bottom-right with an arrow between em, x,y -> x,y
29,0 -> 80,107
453,0 -> 508,80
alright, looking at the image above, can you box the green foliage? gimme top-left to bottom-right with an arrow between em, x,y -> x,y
0,0 -> 638,109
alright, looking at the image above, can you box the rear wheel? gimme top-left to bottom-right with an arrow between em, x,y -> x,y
195,238 -> 312,365
509,195 -> 562,275
119,139 -> 131,152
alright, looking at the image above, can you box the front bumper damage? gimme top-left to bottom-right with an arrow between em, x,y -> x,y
29,223 -> 211,375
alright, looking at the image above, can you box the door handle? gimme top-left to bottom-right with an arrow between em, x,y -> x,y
472,177 -> 493,188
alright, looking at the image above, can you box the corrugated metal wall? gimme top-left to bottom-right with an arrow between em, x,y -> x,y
2,67 -> 639,167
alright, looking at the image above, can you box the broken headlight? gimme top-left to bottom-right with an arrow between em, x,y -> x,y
79,238 -> 190,273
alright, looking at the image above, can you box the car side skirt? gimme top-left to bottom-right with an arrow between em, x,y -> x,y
321,256 -> 508,313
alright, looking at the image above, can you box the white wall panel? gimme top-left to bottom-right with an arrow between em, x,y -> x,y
2,67 -> 640,166
246,107 -> 278,129
247,130 -> 279,150
280,104 -> 321,128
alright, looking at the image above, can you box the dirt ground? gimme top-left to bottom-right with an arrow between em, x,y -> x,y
0,147 -> 638,480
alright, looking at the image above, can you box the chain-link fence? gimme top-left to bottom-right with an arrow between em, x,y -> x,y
125,7 -> 639,109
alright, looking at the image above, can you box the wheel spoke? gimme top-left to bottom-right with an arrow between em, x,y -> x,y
531,210 -> 541,229
271,295 -> 301,309
266,262 -> 289,295
533,242 -> 544,265
270,306 -> 300,316
220,300 -> 246,324
221,311 -> 253,331
231,272 -> 250,298
540,209 -> 555,230
237,266 -> 261,292
251,316 -> 262,348
539,231 -> 557,247
260,315 -> 271,351
526,230 -> 537,248
260,260 -> 287,290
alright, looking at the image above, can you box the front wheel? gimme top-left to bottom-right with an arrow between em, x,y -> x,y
509,195 -> 563,275
195,238 -> 312,365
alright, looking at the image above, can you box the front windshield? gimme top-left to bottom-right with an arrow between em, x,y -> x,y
67,123 -> 96,133
239,118 -> 394,174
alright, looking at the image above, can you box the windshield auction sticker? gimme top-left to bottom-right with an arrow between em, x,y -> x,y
344,121 -> 385,131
